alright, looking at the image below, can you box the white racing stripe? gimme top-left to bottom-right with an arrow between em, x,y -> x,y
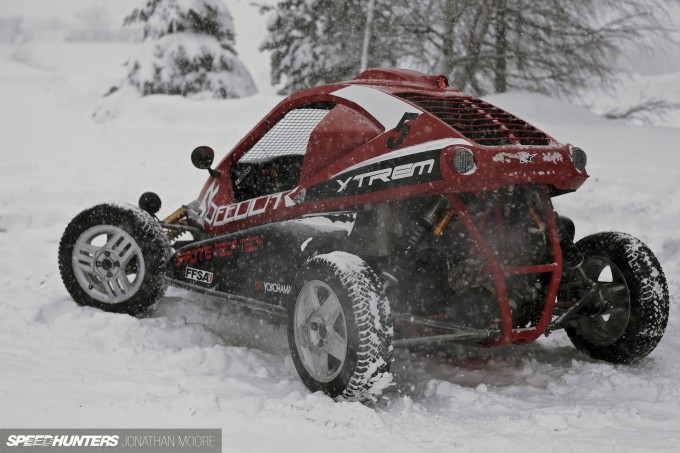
332,137 -> 472,177
331,85 -> 421,130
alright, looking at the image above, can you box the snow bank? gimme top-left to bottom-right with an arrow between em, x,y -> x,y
486,92 -> 608,130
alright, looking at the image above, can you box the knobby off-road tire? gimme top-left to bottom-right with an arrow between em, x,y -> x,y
566,232 -> 669,363
59,203 -> 170,316
288,252 -> 393,401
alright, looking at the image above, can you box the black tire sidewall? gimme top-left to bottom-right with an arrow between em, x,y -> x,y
566,232 -> 669,363
58,204 -> 169,316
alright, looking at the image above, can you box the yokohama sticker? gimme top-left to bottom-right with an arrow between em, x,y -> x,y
256,280 -> 292,294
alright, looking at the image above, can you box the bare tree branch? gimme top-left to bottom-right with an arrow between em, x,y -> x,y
603,98 -> 680,124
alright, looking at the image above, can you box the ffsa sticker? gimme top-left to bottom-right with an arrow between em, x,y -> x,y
185,267 -> 213,284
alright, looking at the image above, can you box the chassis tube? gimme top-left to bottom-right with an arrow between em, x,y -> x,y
446,187 -> 563,345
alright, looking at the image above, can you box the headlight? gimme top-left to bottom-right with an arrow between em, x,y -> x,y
570,146 -> 587,172
453,148 -> 475,174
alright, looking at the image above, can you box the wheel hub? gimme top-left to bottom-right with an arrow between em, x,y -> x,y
318,323 -> 328,339
306,314 -> 328,349
95,251 -> 121,277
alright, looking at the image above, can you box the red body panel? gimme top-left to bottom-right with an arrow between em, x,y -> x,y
301,104 -> 382,180
196,69 -> 587,237
188,68 -> 590,347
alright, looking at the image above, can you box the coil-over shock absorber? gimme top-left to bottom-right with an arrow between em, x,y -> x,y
382,196 -> 454,288
550,213 -> 610,327
555,214 -> 583,268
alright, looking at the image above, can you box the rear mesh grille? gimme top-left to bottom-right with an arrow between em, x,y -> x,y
397,93 -> 552,146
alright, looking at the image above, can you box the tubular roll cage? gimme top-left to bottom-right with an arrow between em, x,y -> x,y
446,185 -> 563,346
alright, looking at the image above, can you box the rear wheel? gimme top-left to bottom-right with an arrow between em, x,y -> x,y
566,232 -> 669,363
58,204 -> 169,315
288,252 -> 393,401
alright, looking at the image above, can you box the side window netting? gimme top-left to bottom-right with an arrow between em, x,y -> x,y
240,107 -> 332,163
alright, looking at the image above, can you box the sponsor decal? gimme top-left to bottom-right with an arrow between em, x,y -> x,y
336,158 -> 435,193
542,151 -> 564,163
175,245 -> 212,267
336,138 -> 470,175
175,236 -> 264,268
239,235 -> 264,253
294,188 -> 306,204
199,181 -> 298,228
185,267 -> 213,284
197,181 -> 220,221
256,280 -> 292,295
493,152 -> 538,164
307,149 -> 442,200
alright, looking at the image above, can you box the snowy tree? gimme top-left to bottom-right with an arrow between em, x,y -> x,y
122,0 -> 256,98
263,0 -> 672,98
422,0 -> 673,97
261,0 -> 407,94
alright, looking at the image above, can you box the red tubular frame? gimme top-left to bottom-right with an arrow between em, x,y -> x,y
446,186 -> 563,345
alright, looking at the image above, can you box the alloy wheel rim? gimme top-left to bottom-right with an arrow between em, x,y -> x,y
294,280 -> 348,383
72,225 -> 145,304
577,256 -> 631,346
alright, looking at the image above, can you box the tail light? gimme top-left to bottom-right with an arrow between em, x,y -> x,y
453,148 -> 476,174
569,146 -> 587,172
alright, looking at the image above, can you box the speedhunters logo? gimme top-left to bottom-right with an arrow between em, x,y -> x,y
307,149 -> 442,200
5,435 -> 118,447
1,429 -> 221,452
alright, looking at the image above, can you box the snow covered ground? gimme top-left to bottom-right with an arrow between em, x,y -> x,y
1,1 -> 680,452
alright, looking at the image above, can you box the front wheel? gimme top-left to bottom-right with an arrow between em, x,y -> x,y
288,252 -> 393,401
58,203 -> 170,315
565,232 -> 669,363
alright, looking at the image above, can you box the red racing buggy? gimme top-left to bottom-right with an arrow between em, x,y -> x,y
59,68 -> 669,400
